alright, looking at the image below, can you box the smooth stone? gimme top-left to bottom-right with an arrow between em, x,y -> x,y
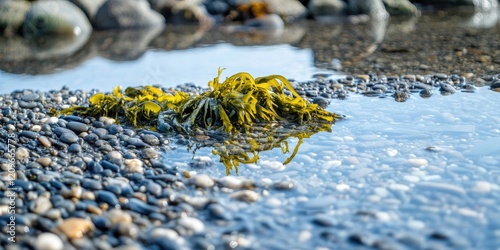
106,209 -> 132,225
15,147 -> 30,161
66,121 -> 89,133
141,134 -> 160,146
127,137 -> 149,147
408,158 -> 428,167
108,124 -> 123,134
36,233 -> 64,250
68,143 -> 82,153
116,222 -> 139,239
147,181 -> 162,196
96,190 -> 119,207
151,228 -> 179,239
123,159 -> 144,173
273,180 -> 294,190
128,198 -> 160,214
58,218 -> 95,239
141,148 -> 159,159
313,214 -> 337,227
60,132 -> 79,144
190,174 -> 214,188
29,196 -> 52,214
218,176 -> 243,189
416,182 -> 466,196
38,136 -> 52,147
82,179 -> 102,190
20,130 -> 39,139
229,190 -> 260,202
87,161 -> 103,174
94,0 -> 165,29
178,217 -> 205,234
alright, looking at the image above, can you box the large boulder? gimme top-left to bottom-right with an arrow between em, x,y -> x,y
383,0 -> 419,16
94,0 -> 165,29
307,0 -> 346,17
22,0 -> 92,37
0,0 -> 31,35
348,0 -> 389,19
69,0 -> 106,21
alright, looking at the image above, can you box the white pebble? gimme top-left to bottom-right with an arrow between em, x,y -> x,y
324,160 -> 342,168
260,160 -> 285,170
344,156 -> 359,165
386,148 -> 398,157
67,96 -> 77,104
336,183 -> 350,192
190,174 -> 214,188
265,197 -> 282,207
408,158 -> 428,167
31,125 -> 41,132
218,176 -> 243,189
408,220 -> 425,230
52,96 -> 62,103
44,117 -> 59,125
124,159 -> 144,173
403,175 -> 420,183
389,183 -> 410,192
229,190 -> 260,202
343,136 -> 354,142
99,117 -> 116,125
15,147 -> 30,161
472,181 -> 491,193
458,208 -> 480,217
151,228 -> 179,239
298,230 -> 312,242
36,233 -> 63,250
178,217 -> 204,234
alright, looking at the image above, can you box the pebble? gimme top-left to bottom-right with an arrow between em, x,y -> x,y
66,121 -> 89,133
229,190 -> 260,202
60,132 -> 79,144
58,218 -> 95,239
151,228 -> 179,240
36,233 -> 64,250
190,174 -> 214,188
178,217 -> 205,234
96,190 -> 119,207
260,160 -> 285,170
416,182 -> 465,196
29,196 -> 52,214
107,209 -> 132,225
117,222 -> 139,239
124,159 -> 144,173
408,158 -> 428,167
141,148 -> 159,159
68,143 -> 82,153
15,147 -> 30,161
218,176 -> 243,189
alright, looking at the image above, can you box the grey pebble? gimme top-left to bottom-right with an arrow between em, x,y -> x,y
66,121 -> 89,133
141,148 -> 159,159
82,179 -> 103,190
21,93 -> 40,102
127,138 -> 149,148
68,143 -> 82,153
29,196 -> 52,214
20,130 -> 39,139
59,132 -> 79,144
141,134 -> 160,146
127,198 -> 160,215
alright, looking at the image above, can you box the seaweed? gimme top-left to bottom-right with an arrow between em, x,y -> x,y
61,69 -> 342,174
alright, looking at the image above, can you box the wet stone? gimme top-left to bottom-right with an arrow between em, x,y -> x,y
29,196 -> 52,214
68,143 -> 82,153
66,121 -> 89,133
229,190 -> 260,202
190,174 -> 214,188
141,148 -> 159,159
21,93 -> 40,102
82,179 -> 103,190
60,132 -> 79,144
58,218 -> 95,239
96,190 -> 119,207
141,134 -> 160,146
127,198 -> 160,214
20,130 -> 39,139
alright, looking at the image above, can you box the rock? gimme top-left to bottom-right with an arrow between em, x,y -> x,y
178,216 -> 205,234
94,0 -> 165,30
411,0 -> 497,11
348,0 -> 389,19
218,176 -> 243,189
69,0 -> 106,20
116,222 -> 139,239
36,233 -> 64,250
58,218 -> 94,239
23,0 -> 92,37
66,121 -> 89,133
0,0 -> 31,35
68,143 -> 82,153
106,209 -> 132,225
96,190 -> 119,207
382,0 -> 419,16
15,147 -> 29,161
308,0 -> 346,17
60,132 -> 79,144
265,0 -> 307,21
124,159 -> 144,173
229,190 -> 260,202
190,174 -> 214,188
29,197 -> 52,214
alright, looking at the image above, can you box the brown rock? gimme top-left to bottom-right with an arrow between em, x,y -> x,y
58,218 -> 94,239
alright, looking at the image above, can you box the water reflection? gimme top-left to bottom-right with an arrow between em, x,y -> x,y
186,121 -> 334,175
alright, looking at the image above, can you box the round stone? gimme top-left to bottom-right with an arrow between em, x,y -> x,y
124,159 -> 144,173
29,197 -> 53,214
36,233 -> 63,250
15,147 -> 30,161
218,176 -> 243,189
178,217 -> 205,234
58,218 -> 95,239
106,209 -> 132,225
38,136 -> 52,147
68,143 -> 82,153
229,190 -> 260,202
66,121 -> 89,133
141,148 -> 159,159
60,132 -> 79,144
190,174 -> 214,188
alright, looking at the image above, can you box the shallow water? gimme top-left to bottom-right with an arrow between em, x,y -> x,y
169,86 -> 500,248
